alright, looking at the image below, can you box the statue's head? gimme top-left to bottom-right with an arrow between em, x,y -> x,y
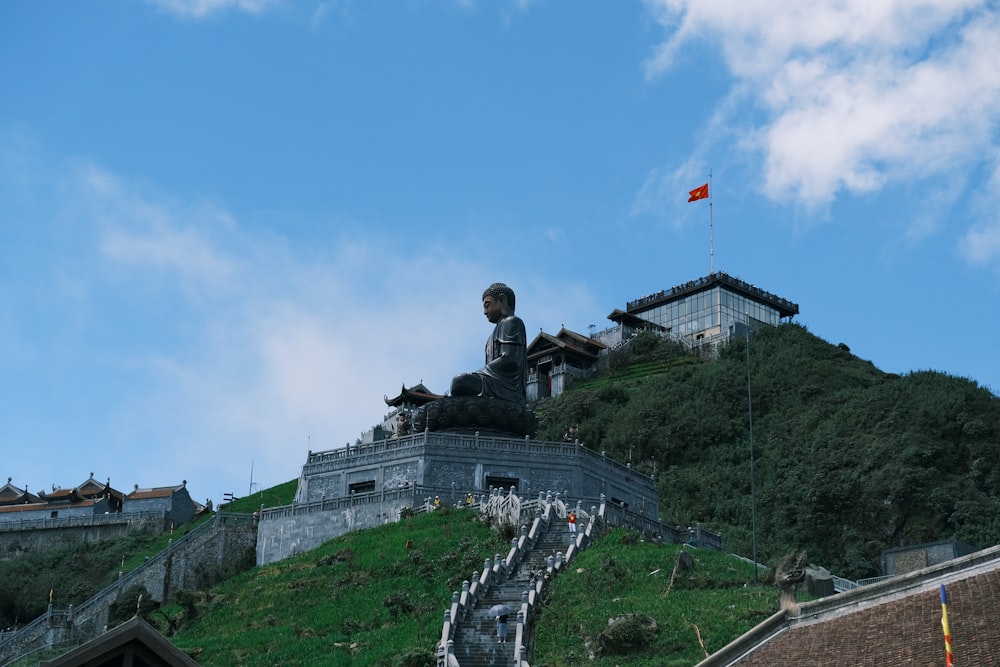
482,282 -> 515,322
482,283 -> 515,310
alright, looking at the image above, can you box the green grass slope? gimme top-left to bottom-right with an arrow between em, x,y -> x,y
531,528 -> 774,667
166,510 -> 774,667
169,507 -> 509,667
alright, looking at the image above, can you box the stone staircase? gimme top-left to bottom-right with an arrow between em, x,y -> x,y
451,519 -> 574,667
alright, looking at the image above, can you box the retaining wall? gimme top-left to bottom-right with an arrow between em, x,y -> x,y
0,513 -> 256,666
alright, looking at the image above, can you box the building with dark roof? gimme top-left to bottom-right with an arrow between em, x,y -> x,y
377,383 -> 446,441
0,478 -> 43,506
0,474 -> 123,523
38,616 -> 200,667
523,272 -> 799,400
526,328 -> 607,402
603,271 -> 799,356
123,483 -> 196,526
697,544 -> 1000,666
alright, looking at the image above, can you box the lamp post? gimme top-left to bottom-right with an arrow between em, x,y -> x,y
745,311 -> 759,583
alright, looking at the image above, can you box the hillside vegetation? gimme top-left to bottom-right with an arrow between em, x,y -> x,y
530,528 -> 774,667
170,507 -> 510,666
0,482 -> 298,631
534,323 -> 1000,578
0,517 -> 212,630
9,322 -> 1000,666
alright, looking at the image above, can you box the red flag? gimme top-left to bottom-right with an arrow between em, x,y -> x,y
688,183 -> 709,202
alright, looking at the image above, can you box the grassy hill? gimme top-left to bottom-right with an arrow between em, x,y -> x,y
0,516 -> 214,631
533,323 -> 1000,578
163,509 -> 775,667
8,321 -> 1000,664
168,507 -> 510,666
529,529 -> 774,667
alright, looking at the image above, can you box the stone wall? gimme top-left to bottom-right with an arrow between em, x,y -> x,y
0,515 -> 166,561
257,490 -> 412,565
0,513 -> 257,666
259,431 -> 659,566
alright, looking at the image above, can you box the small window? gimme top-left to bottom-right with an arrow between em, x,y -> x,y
349,480 -> 375,495
50,510 -> 59,518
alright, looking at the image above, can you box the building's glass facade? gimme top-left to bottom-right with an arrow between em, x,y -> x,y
635,286 -> 783,342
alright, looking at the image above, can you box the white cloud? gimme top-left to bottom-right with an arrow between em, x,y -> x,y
959,156 -> 1000,266
146,0 -> 282,19
640,0 -> 1000,262
44,159 -> 588,493
71,163 -> 239,295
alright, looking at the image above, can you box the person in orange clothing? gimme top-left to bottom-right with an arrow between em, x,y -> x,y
568,511 -> 577,533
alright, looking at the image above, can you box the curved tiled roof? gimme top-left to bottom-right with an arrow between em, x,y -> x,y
699,544 -> 1000,666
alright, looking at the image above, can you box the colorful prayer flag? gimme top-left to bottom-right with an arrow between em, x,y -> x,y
940,584 -> 953,667
688,183 -> 709,202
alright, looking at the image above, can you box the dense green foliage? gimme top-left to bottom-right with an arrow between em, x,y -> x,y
10,323 -> 1000,665
165,510 -> 776,667
535,324 -> 1000,578
532,528 -> 774,667
0,526 -> 190,629
0,481 -> 296,632
170,507 -> 508,666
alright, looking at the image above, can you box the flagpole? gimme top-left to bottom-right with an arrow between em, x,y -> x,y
709,169 -> 714,275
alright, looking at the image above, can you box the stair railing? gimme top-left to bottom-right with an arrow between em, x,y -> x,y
435,491 -> 555,667
512,495 -> 607,667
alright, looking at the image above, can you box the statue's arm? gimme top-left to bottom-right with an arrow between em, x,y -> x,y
484,339 -> 522,375
483,317 -> 525,375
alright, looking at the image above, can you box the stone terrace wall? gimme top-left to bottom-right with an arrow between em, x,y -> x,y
0,513 -> 256,667
0,513 -> 167,560
257,489 -> 413,565
260,431 -> 660,566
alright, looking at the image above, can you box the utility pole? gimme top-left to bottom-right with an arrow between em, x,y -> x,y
746,311 -> 759,583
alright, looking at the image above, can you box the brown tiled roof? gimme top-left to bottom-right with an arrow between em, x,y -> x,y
0,502 -> 49,514
700,545 -> 1000,666
0,499 -> 97,514
43,488 -> 80,501
527,327 -> 606,362
127,486 -> 182,500
0,481 -> 43,506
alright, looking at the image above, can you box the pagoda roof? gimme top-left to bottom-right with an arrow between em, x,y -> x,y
527,327 -> 606,363
0,478 -> 43,506
384,383 -> 445,408
127,483 -> 187,500
38,615 -> 200,667
75,472 -> 125,501
41,487 -> 87,503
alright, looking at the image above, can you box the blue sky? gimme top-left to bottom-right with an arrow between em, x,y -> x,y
2,0 -> 999,506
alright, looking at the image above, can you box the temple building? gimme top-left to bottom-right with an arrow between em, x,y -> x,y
527,272 -> 799,400
123,482 -> 197,525
0,475 -> 197,527
379,382 -> 445,441
526,328 -> 607,402
0,474 -> 124,523
608,271 -> 799,352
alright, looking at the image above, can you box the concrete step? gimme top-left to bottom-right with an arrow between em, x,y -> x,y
449,520 -> 580,666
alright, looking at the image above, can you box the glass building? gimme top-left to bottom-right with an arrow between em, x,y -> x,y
609,272 -> 798,354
